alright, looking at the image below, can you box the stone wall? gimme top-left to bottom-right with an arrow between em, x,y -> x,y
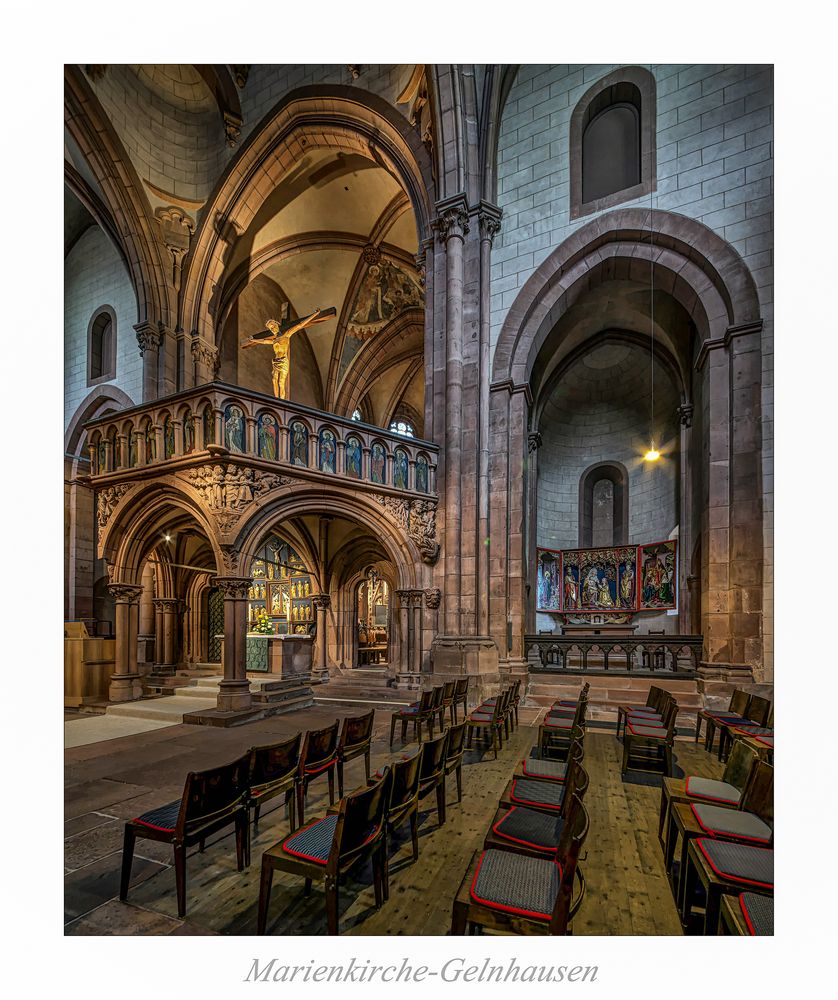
64,226 -> 141,429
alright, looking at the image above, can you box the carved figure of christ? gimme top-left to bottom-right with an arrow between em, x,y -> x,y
242,305 -> 337,399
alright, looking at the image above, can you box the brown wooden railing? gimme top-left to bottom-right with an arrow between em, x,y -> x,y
524,634 -> 703,676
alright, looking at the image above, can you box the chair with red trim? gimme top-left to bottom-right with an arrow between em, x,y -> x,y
480,679 -> 521,731
452,676 -> 470,724
336,709 -> 375,797
513,726 -> 584,784
246,733 -> 302,837
617,690 -> 674,743
465,689 -> 506,759
451,794 -> 589,936
427,684 -> 446,738
694,688 -> 750,749
390,687 -> 435,746
621,697 -> 679,777
380,746 -> 424,896
297,720 -> 340,826
497,757 -> 588,817
720,891 -> 773,936
486,761 -> 589,860
120,752 -> 250,918
658,738 -> 759,845
550,681 -> 589,713
680,836 -> 773,935
417,728 -> 450,826
716,700 -> 772,762
664,760 -> 773,911
438,681 -> 457,729
257,767 -> 391,935
443,721 -> 468,804
539,695 -> 588,760
616,685 -> 668,739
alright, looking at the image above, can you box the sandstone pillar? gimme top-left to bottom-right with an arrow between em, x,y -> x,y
152,598 -> 180,674
135,322 -> 163,403
213,577 -> 252,711
678,403 -> 694,634
312,594 -> 331,682
108,584 -> 144,702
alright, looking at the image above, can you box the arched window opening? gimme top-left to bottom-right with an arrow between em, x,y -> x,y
351,408 -> 362,422
579,462 -> 629,548
389,419 -> 415,438
582,102 -> 640,203
88,307 -> 116,384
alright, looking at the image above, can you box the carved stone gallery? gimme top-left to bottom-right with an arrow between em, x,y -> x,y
63,61 -> 774,941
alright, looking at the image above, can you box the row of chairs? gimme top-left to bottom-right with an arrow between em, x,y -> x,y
464,680 -> 522,758
120,711 -> 376,918
258,719 -> 470,934
389,678 -> 470,745
617,684 -> 680,777
695,688 -> 774,761
658,737 -> 774,934
451,686 -> 591,935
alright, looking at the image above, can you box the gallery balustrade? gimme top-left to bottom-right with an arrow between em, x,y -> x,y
84,381 -> 439,499
524,633 -> 703,675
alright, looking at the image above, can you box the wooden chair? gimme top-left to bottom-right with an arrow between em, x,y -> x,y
417,728 -> 450,826
665,760 -> 773,912
513,728 -> 584,784
621,698 -> 678,777
297,721 -> 340,826
380,746 -> 424,897
539,696 -> 587,760
443,721 -> 468,804
452,676 -> 470,723
497,757 -> 588,817
658,738 -> 759,844
617,690 -> 672,741
451,794 -> 589,936
551,681 -> 590,711
466,691 -> 505,759
337,709 -> 375,797
428,684 -> 446,738
716,699 -> 772,762
480,679 -> 521,731
680,836 -> 773,935
257,768 -> 391,935
616,685 -> 666,739
695,688 -> 750,748
438,681 -> 456,728
120,752 -> 250,918
488,762 -> 589,859
390,687 -> 435,746
719,891 -> 773,935
247,733 -> 301,838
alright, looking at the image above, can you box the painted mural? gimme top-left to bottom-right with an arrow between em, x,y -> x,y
536,540 -> 676,613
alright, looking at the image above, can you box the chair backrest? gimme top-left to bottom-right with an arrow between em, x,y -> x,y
454,677 -> 470,699
662,698 -> 679,737
549,794 -> 589,934
445,721 -> 468,762
722,739 -> 759,791
740,759 -> 774,825
746,695 -> 771,726
441,680 -> 455,703
388,746 -> 424,813
419,729 -> 449,781
339,709 -> 375,751
329,767 -> 390,870
647,685 -> 664,710
248,733 -> 301,790
561,759 -> 589,816
728,688 -> 751,716
299,719 -> 340,775
415,688 -> 436,713
430,685 -> 445,710
180,752 -> 250,834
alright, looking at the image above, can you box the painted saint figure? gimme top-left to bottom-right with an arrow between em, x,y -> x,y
224,405 -> 244,453
258,414 -> 278,461
564,565 -> 579,609
242,304 -> 337,400
394,449 -> 408,489
415,456 -> 428,493
346,436 -> 362,478
370,443 -> 386,484
319,429 -> 336,473
183,413 -> 195,454
620,565 -> 634,607
290,421 -> 308,466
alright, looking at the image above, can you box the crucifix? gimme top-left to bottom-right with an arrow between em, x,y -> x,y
242,303 -> 337,399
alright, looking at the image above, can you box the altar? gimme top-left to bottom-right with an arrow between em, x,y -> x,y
218,633 -> 313,679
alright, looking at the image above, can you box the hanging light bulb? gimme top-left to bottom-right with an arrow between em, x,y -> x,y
645,93 -> 658,466
643,445 -> 660,462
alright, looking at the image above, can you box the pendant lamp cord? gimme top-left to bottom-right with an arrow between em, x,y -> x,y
649,63 -> 655,440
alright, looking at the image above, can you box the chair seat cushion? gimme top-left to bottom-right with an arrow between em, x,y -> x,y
282,814 -> 338,864
468,712 -> 495,723
695,838 -> 774,888
626,706 -> 660,715
493,806 -> 564,853
543,716 -> 574,729
731,726 -> 773,737
470,849 -> 561,920
705,711 -> 747,722
754,735 -> 774,748
627,711 -> 663,722
626,722 -> 667,738
510,778 -> 565,810
691,803 -> 772,844
739,892 -> 773,935
553,699 -> 578,707
133,800 -> 181,832
398,706 -> 419,715
684,776 -> 741,805
521,758 -> 569,780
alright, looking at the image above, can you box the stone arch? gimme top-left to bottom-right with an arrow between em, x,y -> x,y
492,208 -> 762,387
180,86 -> 436,346
65,384 -> 136,458
578,461 -> 630,548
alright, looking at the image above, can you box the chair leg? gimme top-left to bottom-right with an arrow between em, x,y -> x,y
491,728 -> 498,760
253,801 -> 261,832
622,737 -> 631,775
257,859 -> 274,934
410,811 -> 419,862
364,748 -> 371,784
427,716 -> 434,741
373,853 -> 383,909
437,779 -> 446,825
451,898 -> 468,935
390,715 -> 397,746
455,765 -> 462,803
304,877 -> 312,896
337,760 -> 344,799
325,876 -> 339,935
236,811 -> 248,870
119,825 -> 136,901
297,780 -> 306,828
286,787 -> 297,833
694,714 -> 702,743
328,767 -> 335,805
174,844 -> 187,919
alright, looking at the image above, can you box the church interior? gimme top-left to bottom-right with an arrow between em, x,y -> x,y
63,62 -> 774,938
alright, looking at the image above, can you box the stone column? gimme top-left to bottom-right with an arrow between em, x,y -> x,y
152,598 -> 180,674
108,584 -> 144,702
135,322 -> 163,403
433,196 -> 469,636
213,577 -> 252,712
678,403 -> 695,634
312,594 -> 331,682
410,590 -> 424,673
395,588 -> 412,674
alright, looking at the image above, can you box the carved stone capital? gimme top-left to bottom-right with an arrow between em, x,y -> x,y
96,484 -> 130,541
678,403 -> 695,428
108,583 -> 143,604
152,598 -> 180,612
191,338 -> 220,378
135,321 -> 164,356
528,431 -> 543,453
432,195 -> 470,245
231,65 -> 250,89
409,589 -> 424,608
211,576 -> 252,600
311,594 -> 331,611
424,587 -> 441,610
223,110 -> 242,147
477,201 -> 503,245
395,589 -> 413,608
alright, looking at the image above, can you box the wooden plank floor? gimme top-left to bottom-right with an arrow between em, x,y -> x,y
64,705 -> 724,935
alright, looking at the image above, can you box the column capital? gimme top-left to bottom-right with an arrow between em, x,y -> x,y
108,583 -> 143,604
432,193 -> 470,244
311,593 -> 331,611
152,597 -> 181,611
134,321 -> 164,356
476,200 -> 503,244
191,337 -> 221,379
678,402 -> 695,428
408,589 -> 424,608
211,576 -> 252,599
528,430 -> 543,452
395,588 -> 413,608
